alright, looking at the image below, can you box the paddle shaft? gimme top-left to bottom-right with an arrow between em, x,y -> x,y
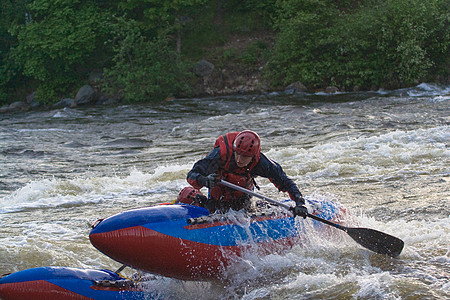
219,179 -> 404,257
220,180 -> 292,210
220,180 -> 339,227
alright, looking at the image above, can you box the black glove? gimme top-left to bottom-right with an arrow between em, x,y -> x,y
291,204 -> 308,218
198,174 -> 219,189
291,192 -> 307,218
291,192 -> 305,206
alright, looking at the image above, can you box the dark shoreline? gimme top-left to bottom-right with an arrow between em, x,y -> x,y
1,81 -> 448,114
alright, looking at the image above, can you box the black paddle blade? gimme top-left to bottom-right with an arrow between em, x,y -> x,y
345,227 -> 404,257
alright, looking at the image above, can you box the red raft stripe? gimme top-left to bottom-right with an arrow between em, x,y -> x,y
0,280 -> 91,300
90,225 -> 241,280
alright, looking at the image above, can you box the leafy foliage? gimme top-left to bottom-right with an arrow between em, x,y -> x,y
102,19 -> 193,102
373,0 -> 449,85
238,41 -> 269,68
268,0 -> 449,90
118,0 -> 207,33
267,0 -> 340,87
0,0 -> 29,104
0,0 -> 448,105
9,0 -> 113,103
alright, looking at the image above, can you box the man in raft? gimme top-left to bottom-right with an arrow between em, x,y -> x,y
185,130 -> 308,217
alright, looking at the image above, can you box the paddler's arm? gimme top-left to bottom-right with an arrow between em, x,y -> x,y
187,147 -> 222,189
252,153 -> 306,208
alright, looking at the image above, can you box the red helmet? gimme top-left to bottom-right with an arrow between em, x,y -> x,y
176,186 -> 203,205
233,130 -> 261,157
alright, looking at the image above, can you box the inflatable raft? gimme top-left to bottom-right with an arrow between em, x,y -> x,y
89,198 -> 345,280
0,267 -> 145,300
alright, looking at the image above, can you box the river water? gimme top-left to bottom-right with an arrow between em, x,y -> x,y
0,83 -> 449,299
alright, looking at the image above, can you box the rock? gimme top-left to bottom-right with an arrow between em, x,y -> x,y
29,101 -> 41,109
9,101 -> 27,111
285,81 -> 307,93
75,85 -> 96,106
194,60 -> 215,77
284,88 -> 295,95
53,98 -> 76,109
325,86 -> 339,93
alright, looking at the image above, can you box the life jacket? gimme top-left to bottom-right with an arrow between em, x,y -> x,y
211,132 -> 260,203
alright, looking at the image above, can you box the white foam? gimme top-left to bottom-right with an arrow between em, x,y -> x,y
266,125 -> 449,181
0,178 -> 105,214
354,272 -> 396,298
0,163 -> 196,214
408,83 -> 450,97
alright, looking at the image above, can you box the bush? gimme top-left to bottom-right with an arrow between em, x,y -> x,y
267,0 -> 449,90
102,19 -> 193,102
267,0 -> 340,88
373,0 -> 449,86
238,41 -> 269,68
9,0 -> 112,104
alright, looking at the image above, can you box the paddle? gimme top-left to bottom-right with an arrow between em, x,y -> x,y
219,180 -> 404,257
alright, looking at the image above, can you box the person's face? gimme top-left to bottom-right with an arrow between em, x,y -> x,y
234,151 -> 253,168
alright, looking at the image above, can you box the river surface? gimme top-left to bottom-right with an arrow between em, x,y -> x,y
0,83 -> 449,299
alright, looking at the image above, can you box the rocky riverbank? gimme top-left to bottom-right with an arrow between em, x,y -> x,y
0,60 -> 342,114
0,31 -> 353,113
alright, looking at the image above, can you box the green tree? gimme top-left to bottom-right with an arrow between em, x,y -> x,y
102,18 -> 192,102
221,0 -> 277,31
118,0 -> 208,54
267,0 -> 341,88
0,0 -> 30,104
268,0 -> 449,90
373,0 -> 449,86
9,0 -> 113,103
118,0 -> 207,31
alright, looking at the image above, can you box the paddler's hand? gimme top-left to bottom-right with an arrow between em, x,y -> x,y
291,192 -> 307,218
292,204 -> 308,218
198,173 -> 219,189
291,192 -> 305,205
